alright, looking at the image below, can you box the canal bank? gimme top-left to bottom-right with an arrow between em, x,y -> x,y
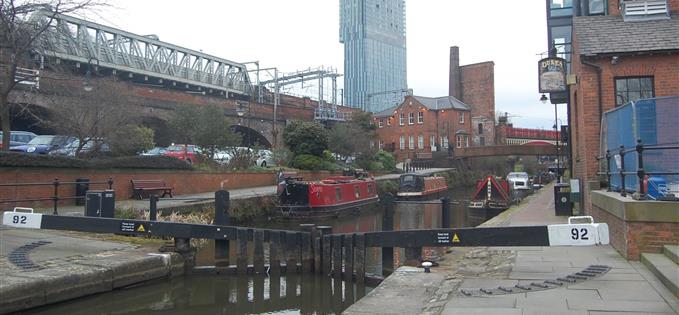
0,168 -> 454,314
343,183 -> 679,315
0,228 -> 185,314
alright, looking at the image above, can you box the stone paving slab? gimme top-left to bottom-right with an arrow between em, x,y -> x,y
566,298 -> 675,313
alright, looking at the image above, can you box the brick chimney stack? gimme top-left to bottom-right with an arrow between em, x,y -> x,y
449,46 -> 461,100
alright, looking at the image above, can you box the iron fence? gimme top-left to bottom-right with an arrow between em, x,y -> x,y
0,178 -> 113,214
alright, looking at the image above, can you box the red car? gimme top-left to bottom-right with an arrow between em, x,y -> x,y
164,144 -> 199,164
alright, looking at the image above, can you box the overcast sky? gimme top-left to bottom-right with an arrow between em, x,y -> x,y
95,0 -> 566,129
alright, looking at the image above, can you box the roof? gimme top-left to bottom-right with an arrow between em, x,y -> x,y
412,95 -> 471,111
573,14 -> 679,56
372,105 -> 399,118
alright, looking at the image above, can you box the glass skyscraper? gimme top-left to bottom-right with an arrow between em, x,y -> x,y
340,0 -> 407,112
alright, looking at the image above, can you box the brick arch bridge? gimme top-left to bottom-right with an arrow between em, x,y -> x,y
8,69 -> 358,148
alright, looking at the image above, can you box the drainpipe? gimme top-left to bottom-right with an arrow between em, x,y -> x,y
581,58 -> 603,127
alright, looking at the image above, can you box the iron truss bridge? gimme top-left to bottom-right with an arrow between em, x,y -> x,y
34,11 -> 251,97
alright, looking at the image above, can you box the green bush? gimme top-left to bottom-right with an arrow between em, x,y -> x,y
374,150 -> 396,171
291,154 -> 337,171
0,152 -> 192,170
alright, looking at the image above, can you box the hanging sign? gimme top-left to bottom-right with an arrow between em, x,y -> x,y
538,57 -> 567,93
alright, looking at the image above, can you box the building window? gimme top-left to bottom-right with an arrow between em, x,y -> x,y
399,136 -> 405,150
409,135 -> 415,149
417,111 -> 424,124
408,112 -> 414,125
615,77 -> 654,106
459,112 -> 465,124
378,119 -> 384,128
430,135 -> 436,150
466,135 -> 470,147
399,113 -> 404,126
441,136 -> 449,149
418,135 -> 424,149
478,123 -> 483,135
456,135 -> 463,148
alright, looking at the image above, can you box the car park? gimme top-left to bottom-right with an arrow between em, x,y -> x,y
10,135 -> 75,154
0,131 -> 37,149
214,147 -> 253,165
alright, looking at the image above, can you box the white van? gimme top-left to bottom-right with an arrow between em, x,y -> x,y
507,172 -> 531,190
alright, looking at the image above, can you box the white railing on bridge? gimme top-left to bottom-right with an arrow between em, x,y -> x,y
33,11 -> 251,96
314,108 -> 351,121
14,67 -> 40,89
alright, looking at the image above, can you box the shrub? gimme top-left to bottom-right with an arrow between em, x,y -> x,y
108,126 -> 155,156
373,150 -> 397,171
0,152 -> 192,170
291,154 -> 337,171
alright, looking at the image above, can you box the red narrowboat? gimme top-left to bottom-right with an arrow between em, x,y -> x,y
397,174 -> 448,199
278,172 -> 379,218
467,175 -> 512,221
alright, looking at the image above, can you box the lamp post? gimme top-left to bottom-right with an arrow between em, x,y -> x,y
541,94 -> 560,183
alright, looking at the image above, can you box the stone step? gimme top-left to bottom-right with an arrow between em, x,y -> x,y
663,245 -> 679,265
641,252 -> 679,298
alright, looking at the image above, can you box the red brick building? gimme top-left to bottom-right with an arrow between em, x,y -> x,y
449,47 -> 496,146
373,95 -> 472,161
569,0 -> 679,189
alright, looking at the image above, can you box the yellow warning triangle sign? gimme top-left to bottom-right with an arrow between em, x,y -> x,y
452,233 -> 460,243
137,224 -> 146,232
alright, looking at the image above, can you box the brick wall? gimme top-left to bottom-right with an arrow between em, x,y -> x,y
608,0 -> 679,15
570,38 -> 679,188
460,62 -> 496,147
591,202 -> 679,260
0,168 -> 336,208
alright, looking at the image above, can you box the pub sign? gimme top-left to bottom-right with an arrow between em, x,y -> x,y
538,57 -> 567,93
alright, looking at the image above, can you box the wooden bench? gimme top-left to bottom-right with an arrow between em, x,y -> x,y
130,179 -> 173,200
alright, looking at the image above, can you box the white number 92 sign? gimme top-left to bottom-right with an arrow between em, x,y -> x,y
548,216 -> 610,246
3,208 -> 43,229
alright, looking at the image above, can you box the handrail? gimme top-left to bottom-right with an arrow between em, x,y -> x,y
0,178 -> 113,214
597,139 -> 678,199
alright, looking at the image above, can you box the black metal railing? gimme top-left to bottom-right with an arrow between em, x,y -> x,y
0,178 -> 113,214
597,139 -> 679,199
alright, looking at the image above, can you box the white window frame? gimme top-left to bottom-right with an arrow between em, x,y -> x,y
417,111 -> 424,124
378,119 -> 383,128
417,135 -> 424,149
399,113 -> 404,126
409,135 -> 415,149
430,135 -> 436,151
408,112 -> 414,125
459,112 -> 465,124
399,136 -> 405,150
456,135 -> 463,148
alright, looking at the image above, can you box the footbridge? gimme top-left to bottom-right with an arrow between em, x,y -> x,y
455,143 -> 564,157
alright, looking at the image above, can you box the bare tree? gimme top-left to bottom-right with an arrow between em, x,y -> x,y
46,77 -> 137,156
0,0 -> 103,150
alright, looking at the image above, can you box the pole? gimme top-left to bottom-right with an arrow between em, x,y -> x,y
554,103 -> 560,183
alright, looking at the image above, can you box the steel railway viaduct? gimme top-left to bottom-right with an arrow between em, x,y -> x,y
9,12 -> 354,147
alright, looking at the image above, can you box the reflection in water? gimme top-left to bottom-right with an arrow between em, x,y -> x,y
24,274 -> 372,315
26,187 -> 477,315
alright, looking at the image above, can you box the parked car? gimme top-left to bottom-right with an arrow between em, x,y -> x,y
140,146 -> 167,156
255,149 -> 274,167
507,172 -> 531,191
164,144 -> 199,164
49,138 -> 110,157
214,147 -> 253,165
10,135 -> 75,154
0,131 -> 37,149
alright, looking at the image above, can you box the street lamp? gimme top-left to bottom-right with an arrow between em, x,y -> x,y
541,94 -> 561,183
235,101 -> 250,147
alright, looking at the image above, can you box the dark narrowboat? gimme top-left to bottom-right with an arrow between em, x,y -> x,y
278,172 -> 379,218
467,175 -> 512,221
397,173 -> 448,199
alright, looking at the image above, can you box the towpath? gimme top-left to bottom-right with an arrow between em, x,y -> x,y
344,183 -> 679,315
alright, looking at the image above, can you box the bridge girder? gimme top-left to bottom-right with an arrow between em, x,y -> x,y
34,11 -> 251,97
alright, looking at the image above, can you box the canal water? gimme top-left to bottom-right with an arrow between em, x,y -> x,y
23,187 -> 478,315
